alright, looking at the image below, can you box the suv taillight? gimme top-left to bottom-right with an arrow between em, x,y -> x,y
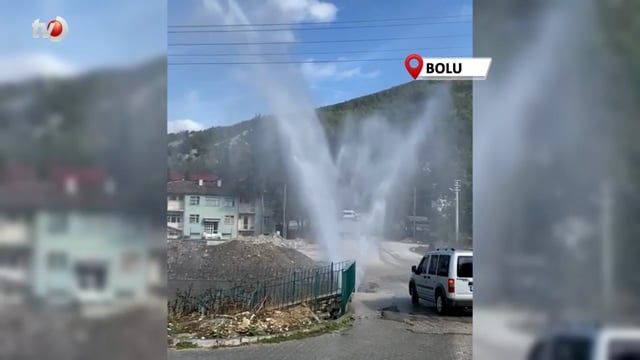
447,278 -> 455,293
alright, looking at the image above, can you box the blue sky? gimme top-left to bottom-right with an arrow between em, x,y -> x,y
0,0 -> 165,82
0,0 -> 471,132
168,0 -> 472,131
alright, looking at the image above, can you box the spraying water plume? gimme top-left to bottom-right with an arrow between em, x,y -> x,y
203,1 -> 458,276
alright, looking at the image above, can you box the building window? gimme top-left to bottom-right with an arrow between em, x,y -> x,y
205,196 -> 219,207
189,214 -> 200,223
223,198 -> 235,207
75,263 -> 107,291
263,216 -> 270,226
189,196 -> 200,206
204,221 -> 218,234
48,214 -> 69,233
47,252 -> 67,269
224,215 -> 234,225
168,195 -> 178,201
167,215 -> 182,223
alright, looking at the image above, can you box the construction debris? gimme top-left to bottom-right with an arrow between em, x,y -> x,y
169,304 -> 324,339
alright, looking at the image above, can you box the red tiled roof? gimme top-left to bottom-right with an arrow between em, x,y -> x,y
169,172 -> 184,181
167,179 -> 232,196
187,173 -> 219,182
1,165 -> 36,183
0,181 -> 124,211
49,166 -> 106,184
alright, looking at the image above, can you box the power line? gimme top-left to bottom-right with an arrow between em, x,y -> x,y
168,20 -> 471,33
169,34 -> 470,46
168,14 -> 472,28
168,58 -> 404,66
168,46 -> 469,57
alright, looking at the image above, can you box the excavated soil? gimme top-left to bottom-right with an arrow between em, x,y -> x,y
167,239 -> 317,284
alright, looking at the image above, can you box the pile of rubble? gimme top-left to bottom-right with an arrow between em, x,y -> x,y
169,305 -> 324,339
249,234 -> 286,246
167,239 -> 317,282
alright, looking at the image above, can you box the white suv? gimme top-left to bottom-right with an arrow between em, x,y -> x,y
409,248 -> 473,314
527,323 -> 640,360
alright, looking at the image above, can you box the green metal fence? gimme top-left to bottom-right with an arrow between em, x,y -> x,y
169,260 -> 356,317
340,261 -> 356,314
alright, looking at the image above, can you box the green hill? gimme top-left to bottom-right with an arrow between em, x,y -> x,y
168,80 -> 471,180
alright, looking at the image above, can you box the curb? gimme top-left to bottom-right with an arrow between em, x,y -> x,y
170,313 -> 355,349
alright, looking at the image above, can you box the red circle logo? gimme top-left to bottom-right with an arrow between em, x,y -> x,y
47,20 -> 64,37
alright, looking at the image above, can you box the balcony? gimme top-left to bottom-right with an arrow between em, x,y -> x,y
0,221 -> 30,247
167,200 -> 184,212
238,225 -> 255,232
167,222 -> 183,230
238,203 -> 256,214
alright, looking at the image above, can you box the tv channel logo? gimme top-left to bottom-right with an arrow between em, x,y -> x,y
32,16 -> 69,42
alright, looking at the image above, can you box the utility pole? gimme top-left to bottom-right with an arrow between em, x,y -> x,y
260,189 -> 265,235
601,179 -> 613,318
282,183 -> 287,239
412,186 -> 417,241
450,179 -> 461,244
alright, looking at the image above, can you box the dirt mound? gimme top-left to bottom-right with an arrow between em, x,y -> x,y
167,240 -> 317,283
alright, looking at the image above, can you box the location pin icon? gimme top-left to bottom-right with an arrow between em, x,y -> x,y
404,54 -> 423,80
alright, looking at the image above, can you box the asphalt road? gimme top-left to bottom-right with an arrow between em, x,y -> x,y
170,317 -> 471,360
169,241 -> 473,360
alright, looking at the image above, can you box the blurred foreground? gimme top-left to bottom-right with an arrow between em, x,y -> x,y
0,56 -> 167,359
474,0 -> 640,359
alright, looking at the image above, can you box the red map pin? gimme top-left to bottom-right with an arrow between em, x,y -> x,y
404,54 -> 423,80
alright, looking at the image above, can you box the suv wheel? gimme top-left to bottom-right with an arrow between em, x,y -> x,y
435,291 -> 447,315
410,283 -> 419,305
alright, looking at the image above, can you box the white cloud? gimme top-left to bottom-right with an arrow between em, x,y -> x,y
272,0 -> 338,22
300,61 -> 380,82
167,119 -> 206,133
0,52 -> 81,84
200,0 -> 337,25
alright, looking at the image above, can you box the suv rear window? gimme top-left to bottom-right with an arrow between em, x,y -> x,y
457,256 -> 473,278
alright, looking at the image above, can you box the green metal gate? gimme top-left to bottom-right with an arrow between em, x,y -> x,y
340,261 -> 356,314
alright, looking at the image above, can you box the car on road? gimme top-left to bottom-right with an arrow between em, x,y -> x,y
526,322 -> 640,360
339,210 -> 360,238
409,248 -> 473,314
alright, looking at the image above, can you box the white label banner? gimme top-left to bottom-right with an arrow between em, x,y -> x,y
417,58 -> 492,80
